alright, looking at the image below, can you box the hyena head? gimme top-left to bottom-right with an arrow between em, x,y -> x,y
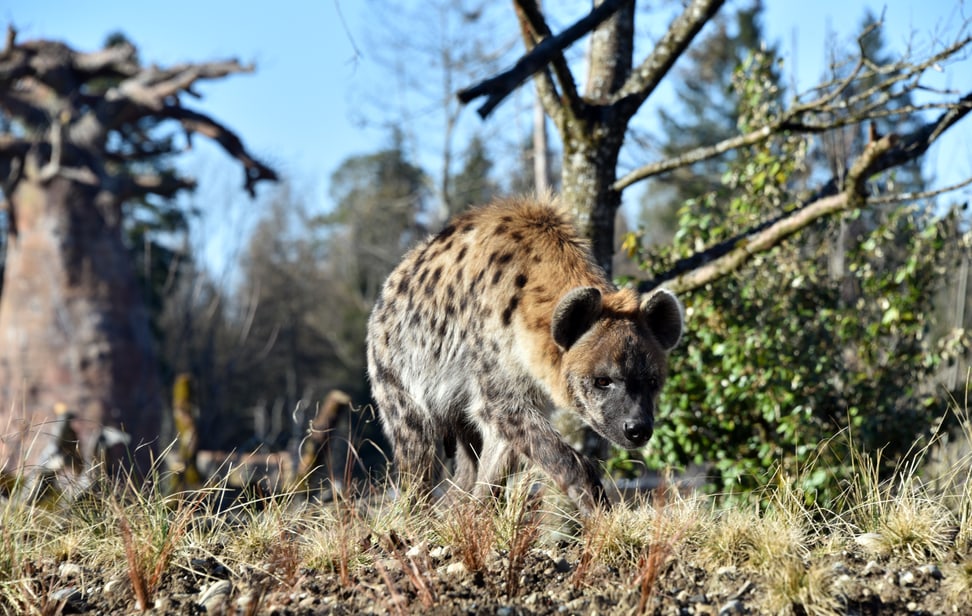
552,287 -> 684,449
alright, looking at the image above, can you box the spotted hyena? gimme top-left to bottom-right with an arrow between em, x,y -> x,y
366,195 -> 683,513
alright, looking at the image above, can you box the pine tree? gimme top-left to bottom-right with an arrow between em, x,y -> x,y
449,134 -> 500,214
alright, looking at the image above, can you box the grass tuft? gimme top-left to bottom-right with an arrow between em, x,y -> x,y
842,430 -> 960,562
762,558 -> 841,616
435,496 -> 495,574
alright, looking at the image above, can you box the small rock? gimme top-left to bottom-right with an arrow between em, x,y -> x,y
718,599 -> 744,615
49,587 -> 84,611
405,542 -> 427,559
299,596 -> 318,609
863,560 -> 882,576
693,604 -> 716,616
877,576 -> 897,602
497,607 -> 514,616
154,596 -> 172,612
565,597 -> 590,613
553,557 -> 571,573
855,532 -> 886,553
899,570 -> 916,586
57,562 -> 83,579
103,578 -> 121,595
429,545 -> 450,559
831,562 -> 849,574
906,601 -> 918,612
445,561 -> 467,575
198,579 -> 232,614
524,592 -> 541,607
715,566 -> 736,577
377,557 -> 402,573
918,563 -> 943,579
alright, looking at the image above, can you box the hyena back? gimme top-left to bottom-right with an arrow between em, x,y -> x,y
366,195 -> 683,513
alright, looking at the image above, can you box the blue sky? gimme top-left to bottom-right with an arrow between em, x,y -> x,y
4,1 -> 970,273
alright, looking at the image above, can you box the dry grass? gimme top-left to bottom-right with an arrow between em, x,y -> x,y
761,558 -> 841,616
694,496 -> 808,573
435,496 -> 496,574
492,475 -> 545,597
0,401 -> 970,614
841,424 -> 963,563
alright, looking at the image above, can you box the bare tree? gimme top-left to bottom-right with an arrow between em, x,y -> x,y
0,27 -> 276,473
459,0 -> 972,289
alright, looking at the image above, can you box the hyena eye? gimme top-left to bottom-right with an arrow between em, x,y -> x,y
593,376 -> 612,389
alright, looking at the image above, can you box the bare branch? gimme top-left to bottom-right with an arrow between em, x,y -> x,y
873,91 -> 972,168
0,75 -> 58,129
638,86 -> 972,295
0,37 -> 137,90
109,59 -> 255,111
3,25 -> 15,55
512,0 -> 583,123
159,106 -> 278,197
0,27 -> 278,200
641,134 -> 897,296
869,174 -> 972,205
613,0 -> 725,106
120,173 -> 197,201
71,42 -> 140,78
615,123 -> 778,190
457,0 -> 632,118
615,35 -> 972,191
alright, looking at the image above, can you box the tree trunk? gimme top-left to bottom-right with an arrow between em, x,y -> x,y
561,125 -> 625,275
0,165 -> 162,474
560,0 -> 634,276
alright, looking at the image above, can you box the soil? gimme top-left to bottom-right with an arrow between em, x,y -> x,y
33,533 -> 972,615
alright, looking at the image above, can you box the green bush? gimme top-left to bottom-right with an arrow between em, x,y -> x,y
628,52 -> 967,505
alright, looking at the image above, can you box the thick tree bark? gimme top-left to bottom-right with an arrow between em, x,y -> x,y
0,27 -> 276,475
560,124 -> 625,273
0,166 -> 161,472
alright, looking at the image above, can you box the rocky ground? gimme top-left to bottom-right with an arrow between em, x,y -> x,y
34,534 -> 972,615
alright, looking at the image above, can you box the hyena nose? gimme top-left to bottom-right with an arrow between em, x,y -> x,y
623,420 -> 653,446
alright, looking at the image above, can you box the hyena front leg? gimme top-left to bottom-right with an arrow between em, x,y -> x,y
490,407 -> 607,515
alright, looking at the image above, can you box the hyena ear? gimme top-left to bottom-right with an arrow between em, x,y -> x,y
552,287 -> 603,349
639,288 -> 684,351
